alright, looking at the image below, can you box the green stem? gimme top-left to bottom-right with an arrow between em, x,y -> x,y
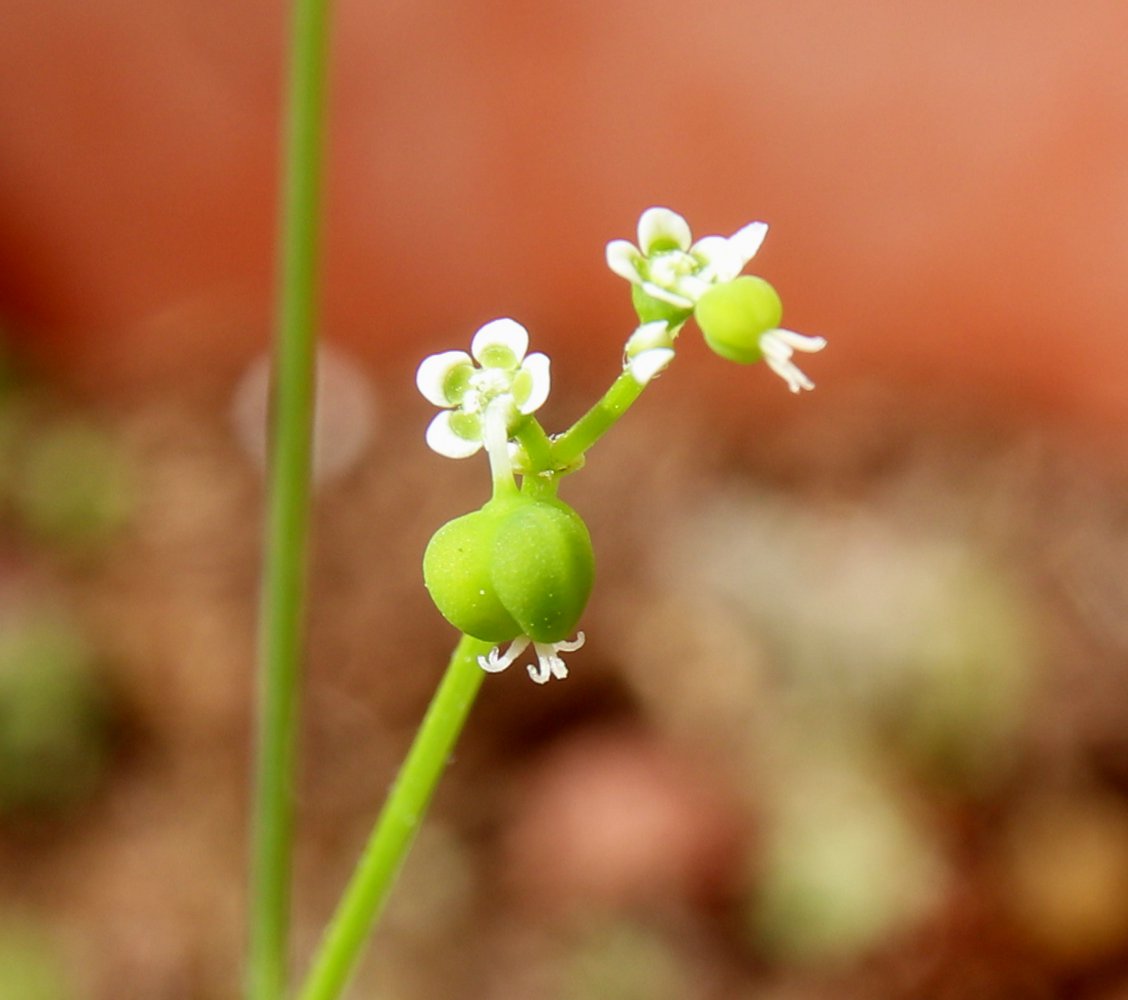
295,635 -> 492,1000
513,416 -> 555,472
248,0 -> 332,996
551,369 -> 646,468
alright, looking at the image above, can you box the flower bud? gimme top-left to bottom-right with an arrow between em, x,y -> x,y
694,276 -> 783,364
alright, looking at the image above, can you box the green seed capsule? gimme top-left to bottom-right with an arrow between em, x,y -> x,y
695,275 -> 783,364
423,504 -> 522,643
423,495 -> 594,644
490,498 -> 593,643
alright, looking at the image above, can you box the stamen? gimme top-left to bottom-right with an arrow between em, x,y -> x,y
760,330 -> 824,394
529,632 -> 586,683
478,636 -> 531,673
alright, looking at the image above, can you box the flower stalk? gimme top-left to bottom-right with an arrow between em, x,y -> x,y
247,0 -> 332,995
295,635 -> 492,1000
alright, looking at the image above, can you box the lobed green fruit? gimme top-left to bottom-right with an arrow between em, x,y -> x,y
423,495 -> 594,644
694,275 -> 783,364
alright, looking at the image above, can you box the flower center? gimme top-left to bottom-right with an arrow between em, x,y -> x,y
463,367 -> 517,413
647,250 -> 699,289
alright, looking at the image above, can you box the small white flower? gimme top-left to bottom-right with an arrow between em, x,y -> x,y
759,329 -> 828,393
623,320 -> 676,386
416,318 -> 551,458
606,207 -> 768,310
478,632 -> 586,684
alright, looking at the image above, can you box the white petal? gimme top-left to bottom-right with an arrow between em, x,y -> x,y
516,352 -> 551,414
673,273 -> 712,303
625,320 -> 674,359
606,239 -> 645,282
628,348 -> 675,386
640,280 -> 695,309
424,411 -> 483,458
637,207 -> 692,254
416,350 -> 472,407
728,221 -> 769,265
691,235 -> 745,284
471,318 -> 529,367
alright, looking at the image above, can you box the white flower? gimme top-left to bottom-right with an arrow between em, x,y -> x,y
759,329 -> 828,394
478,632 -> 586,684
606,207 -> 768,310
623,320 -> 676,386
416,318 -> 551,459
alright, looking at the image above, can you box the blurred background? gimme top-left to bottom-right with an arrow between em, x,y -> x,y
1,0 -> 1128,997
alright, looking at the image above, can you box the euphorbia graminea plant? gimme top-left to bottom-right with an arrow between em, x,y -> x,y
293,207 -> 827,1000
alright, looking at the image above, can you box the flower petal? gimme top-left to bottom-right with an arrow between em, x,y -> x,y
416,350 -> 473,407
625,320 -> 675,359
728,221 -> 769,266
606,240 -> 645,282
640,280 -> 695,309
513,352 -> 551,414
471,318 -> 529,369
638,207 -> 692,254
628,347 -> 676,386
691,235 -> 745,284
425,410 -> 483,458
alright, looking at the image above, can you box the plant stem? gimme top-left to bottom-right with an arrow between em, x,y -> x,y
513,416 -> 555,472
248,0 -> 332,995
551,369 -> 646,467
295,634 -> 492,1000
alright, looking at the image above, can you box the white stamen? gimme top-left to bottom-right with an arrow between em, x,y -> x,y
772,329 -> 827,352
478,636 -> 531,673
480,632 -> 585,683
759,329 -> 825,393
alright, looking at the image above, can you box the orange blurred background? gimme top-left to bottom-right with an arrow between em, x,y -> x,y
1,0 -> 1126,426
4,4 -> 1128,998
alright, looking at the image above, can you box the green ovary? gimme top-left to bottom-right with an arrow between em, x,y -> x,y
423,496 -> 594,645
695,275 -> 783,364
